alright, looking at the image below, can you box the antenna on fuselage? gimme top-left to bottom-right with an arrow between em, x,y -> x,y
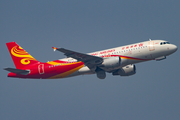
149,38 -> 151,41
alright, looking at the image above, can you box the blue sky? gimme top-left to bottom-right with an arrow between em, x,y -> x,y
0,0 -> 180,120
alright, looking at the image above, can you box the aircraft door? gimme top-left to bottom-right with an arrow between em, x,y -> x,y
149,41 -> 155,51
38,64 -> 44,74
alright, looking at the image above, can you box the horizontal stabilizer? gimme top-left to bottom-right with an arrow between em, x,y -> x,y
4,68 -> 30,75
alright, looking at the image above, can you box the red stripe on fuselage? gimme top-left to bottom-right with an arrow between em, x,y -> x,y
111,55 -> 152,61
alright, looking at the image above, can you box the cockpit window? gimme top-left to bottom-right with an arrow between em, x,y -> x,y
160,42 -> 170,45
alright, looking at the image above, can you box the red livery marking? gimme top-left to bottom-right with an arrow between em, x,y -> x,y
91,53 -> 98,56
139,43 -> 143,47
111,55 -> 152,61
100,49 -> 115,54
122,44 -> 142,50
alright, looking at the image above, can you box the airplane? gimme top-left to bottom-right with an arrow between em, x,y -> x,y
4,39 -> 177,79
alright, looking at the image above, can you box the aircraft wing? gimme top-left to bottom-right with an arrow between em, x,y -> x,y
53,47 -> 103,69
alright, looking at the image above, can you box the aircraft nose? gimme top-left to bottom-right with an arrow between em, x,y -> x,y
173,45 -> 178,52
171,44 -> 178,53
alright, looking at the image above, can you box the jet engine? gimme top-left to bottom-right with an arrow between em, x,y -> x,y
99,57 -> 121,69
113,64 -> 136,76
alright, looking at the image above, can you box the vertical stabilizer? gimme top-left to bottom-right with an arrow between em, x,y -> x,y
6,42 -> 39,69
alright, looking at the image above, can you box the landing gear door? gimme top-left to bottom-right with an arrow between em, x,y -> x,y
149,41 -> 155,51
38,64 -> 44,74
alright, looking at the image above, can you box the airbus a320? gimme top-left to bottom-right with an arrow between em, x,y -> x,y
4,40 -> 177,79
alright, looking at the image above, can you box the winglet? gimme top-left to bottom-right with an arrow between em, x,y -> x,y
52,47 -> 57,51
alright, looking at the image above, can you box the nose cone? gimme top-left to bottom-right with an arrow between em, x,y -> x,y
165,44 -> 177,56
172,44 -> 178,53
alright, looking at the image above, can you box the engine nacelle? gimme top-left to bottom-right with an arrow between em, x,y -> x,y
99,57 -> 121,69
113,64 -> 136,76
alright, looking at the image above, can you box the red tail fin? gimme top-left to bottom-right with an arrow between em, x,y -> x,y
6,42 -> 39,69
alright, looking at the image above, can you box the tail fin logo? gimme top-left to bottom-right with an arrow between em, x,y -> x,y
11,46 -> 37,65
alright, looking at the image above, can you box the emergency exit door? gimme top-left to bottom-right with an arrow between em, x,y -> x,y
38,64 -> 44,74
149,41 -> 155,51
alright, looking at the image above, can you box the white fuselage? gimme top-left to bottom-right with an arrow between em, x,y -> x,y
60,40 -> 177,77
